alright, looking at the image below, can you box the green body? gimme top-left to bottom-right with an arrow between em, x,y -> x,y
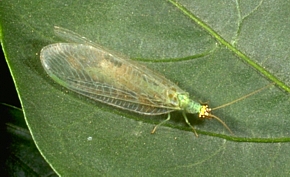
40,27 -> 219,136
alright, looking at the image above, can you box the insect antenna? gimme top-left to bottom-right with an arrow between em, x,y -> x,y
208,113 -> 233,135
201,83 -> 274,135
212,82 -> 274,111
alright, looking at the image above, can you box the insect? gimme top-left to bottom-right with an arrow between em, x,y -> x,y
40,26 -> 272,137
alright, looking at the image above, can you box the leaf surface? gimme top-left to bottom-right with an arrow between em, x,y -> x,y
1,0 -> 290,176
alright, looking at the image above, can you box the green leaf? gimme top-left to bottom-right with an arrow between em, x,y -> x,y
1,0 -> 290,176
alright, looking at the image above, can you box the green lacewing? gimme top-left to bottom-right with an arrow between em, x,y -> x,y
40,26 -> 272,137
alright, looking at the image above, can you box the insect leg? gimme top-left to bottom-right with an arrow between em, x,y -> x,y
151,113 -> 171,134
182,112 -> 198,137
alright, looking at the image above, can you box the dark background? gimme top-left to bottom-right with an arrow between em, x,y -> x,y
0,46 -> 20,107
0,46 -> 57,176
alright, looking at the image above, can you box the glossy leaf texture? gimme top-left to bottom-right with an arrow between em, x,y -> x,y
1,0 -> 290,176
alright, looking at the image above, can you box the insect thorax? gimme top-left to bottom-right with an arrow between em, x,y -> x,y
177,93 -> 203,114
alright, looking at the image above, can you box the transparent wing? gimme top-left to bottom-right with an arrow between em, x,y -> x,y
53,26 -> 185,93
40,42 -> 188,115
54,26 -> 97,47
